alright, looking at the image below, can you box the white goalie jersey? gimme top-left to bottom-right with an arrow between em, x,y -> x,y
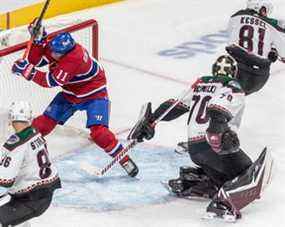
182,76 -> 245,144
0,127 -> 60,195
228,9 -> 285,59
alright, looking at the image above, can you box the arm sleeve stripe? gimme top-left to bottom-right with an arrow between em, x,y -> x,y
36,56 -> 49,67
47,72 -> 61,87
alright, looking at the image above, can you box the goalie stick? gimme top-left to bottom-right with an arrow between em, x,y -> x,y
80,85 -> 193,177
23,0 -> 51,59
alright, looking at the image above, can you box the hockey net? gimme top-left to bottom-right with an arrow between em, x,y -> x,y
0,19 -> 98,142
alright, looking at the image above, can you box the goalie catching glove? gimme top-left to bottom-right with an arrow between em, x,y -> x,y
12,59 -> 35,81
127,102 -> 155,142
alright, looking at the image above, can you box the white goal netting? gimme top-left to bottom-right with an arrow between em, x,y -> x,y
0,18 -> 98,141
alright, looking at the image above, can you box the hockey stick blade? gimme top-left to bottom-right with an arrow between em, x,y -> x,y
80,161 -> 102,177
80,140 -> 138,177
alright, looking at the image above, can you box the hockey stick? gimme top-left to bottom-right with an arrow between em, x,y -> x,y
278,56 -> 285,63
80,85 -> 193,177
23,0 -> 51,59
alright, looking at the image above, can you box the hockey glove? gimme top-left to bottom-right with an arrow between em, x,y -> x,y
221,130 -> 240,152
268,48 -> 278,63
206,129 -> 240,154
129,119 -> 155,143
28,18 -> 47,44
12,59 -> 36,81
128,102 -> 155,142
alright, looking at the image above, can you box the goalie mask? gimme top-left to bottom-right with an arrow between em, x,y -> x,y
212,55 -> 238,78
9,101 -> 33,123
247,0 -> 273,16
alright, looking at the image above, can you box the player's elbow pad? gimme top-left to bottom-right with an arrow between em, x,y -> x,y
207,109 -> 231,134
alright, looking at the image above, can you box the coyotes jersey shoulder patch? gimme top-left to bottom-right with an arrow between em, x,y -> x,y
4,127 -> 37,151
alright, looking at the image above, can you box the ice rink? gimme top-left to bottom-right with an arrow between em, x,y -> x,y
1,0 -> 285,226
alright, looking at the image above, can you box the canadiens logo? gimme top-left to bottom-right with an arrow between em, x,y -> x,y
6,134 -> 20,145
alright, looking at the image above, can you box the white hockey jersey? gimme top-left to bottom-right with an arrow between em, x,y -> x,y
182,76 -> 245,144
228,9 -> 285,59
0,127 -> 60,195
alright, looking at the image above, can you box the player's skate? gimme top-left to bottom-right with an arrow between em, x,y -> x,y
168,166 -> 218,199
120,156 -> 139,177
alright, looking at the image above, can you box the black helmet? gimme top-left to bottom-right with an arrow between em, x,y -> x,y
212,55 -> 238,78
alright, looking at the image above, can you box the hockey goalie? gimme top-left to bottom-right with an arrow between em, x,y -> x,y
128,55 -> 274,222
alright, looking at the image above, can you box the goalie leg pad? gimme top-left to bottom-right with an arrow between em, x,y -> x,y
210,147 -> 273,216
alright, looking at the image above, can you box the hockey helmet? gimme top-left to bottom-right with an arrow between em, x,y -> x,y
49,32 -> 75,55
212,55 -> 238,78
246,0 -> 273,16
9,101 -> 33,123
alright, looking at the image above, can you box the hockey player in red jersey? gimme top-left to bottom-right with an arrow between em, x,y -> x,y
11,19 -> 138,177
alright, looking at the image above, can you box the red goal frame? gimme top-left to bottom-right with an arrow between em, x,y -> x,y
0,19 -> 98,59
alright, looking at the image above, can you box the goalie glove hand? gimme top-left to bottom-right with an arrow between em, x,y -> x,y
128,119 -> 155,143
128,102 -> 155,142
12,59 -> 36,81
28,17 -> 47,45
268,48 -> 278,63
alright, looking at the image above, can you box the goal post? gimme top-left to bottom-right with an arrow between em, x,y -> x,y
0,19 -> 99,141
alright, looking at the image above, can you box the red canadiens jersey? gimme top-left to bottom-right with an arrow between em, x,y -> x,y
28,42 -> 108,104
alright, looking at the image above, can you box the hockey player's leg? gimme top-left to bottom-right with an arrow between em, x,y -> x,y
0,192 -> 52,227
190,142 -> 252,187
87,99 -> 138,177
32,92 -> 75,136
90,125 -> 138,177
175,142 -> 252,200
206,147 -> 273,220
32,115 -> 57,136
168,166 -> 218,199
226,45 -> 271,95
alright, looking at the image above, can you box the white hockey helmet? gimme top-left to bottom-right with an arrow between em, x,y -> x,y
246,0 -> 273,16
8,101 -> 33,123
